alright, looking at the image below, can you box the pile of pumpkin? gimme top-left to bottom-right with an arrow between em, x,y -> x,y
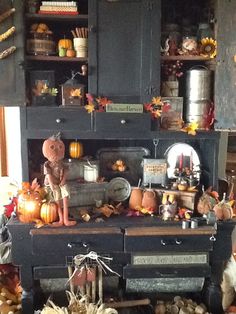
16,179 -> 58,226
58,38 -> 76,58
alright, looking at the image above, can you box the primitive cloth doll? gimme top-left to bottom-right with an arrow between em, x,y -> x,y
42,133 -> 76,226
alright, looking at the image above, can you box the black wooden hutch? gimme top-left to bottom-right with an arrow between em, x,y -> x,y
1,0 -> 236,313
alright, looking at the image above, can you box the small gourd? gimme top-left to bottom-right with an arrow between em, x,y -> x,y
69,141 -> 83,159
58,38 -> 73,50
40,202 -> 58,224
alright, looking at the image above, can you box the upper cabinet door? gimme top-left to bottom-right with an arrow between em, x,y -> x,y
0,0 -> 25,106
215,0 -> 236,129
89,0 -> 161,103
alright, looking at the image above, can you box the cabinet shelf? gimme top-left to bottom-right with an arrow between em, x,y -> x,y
26,55 -> 88,62
25,13 -> 88,22
161,55 -> 215,62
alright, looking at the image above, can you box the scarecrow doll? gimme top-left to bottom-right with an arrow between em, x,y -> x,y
42,133 -> 76,226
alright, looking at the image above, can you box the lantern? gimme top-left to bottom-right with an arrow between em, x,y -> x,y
17,191 -> 42,223
61,71 -> 85,107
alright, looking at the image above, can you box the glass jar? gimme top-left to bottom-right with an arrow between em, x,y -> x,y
197,23 -> 213,41
84,164 -> 99,182
182,36 -> 197,52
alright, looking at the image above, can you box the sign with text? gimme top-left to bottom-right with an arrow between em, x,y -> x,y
106,103 -> 143,113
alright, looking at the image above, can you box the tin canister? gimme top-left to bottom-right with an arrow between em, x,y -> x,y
143,158 -> 167,185
84,164 -> 99,182
186,67 -> 212,101
191,219 -> 198,229
182,220 -> 190,229
185,99 -> 212,128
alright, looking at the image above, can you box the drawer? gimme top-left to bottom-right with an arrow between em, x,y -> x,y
124,226 -> 216,252
94,112 -> 151,133
30,227 -> 123,257
26,107 -> 92,131
123,264 -> 211,279
34,265 -> 123,279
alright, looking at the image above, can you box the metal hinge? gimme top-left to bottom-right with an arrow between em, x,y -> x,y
144,0 -> 154,10
145,85 -> 158,95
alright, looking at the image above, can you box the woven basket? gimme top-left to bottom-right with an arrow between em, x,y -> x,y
27,33 -> 56,55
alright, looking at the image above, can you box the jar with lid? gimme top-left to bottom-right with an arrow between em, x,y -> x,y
197,23 -> 213,41
84,164 -> 99,182
182,36 -> 198,53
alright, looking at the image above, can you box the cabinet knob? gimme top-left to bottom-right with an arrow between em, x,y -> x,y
175,239 -> 182,245
120,119 -> 126,125
56,118 -> 61,124
161,239 -> 166,246
209,235 -> 216,242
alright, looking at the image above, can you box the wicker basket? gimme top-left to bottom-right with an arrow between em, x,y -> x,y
27,32 -> 56,55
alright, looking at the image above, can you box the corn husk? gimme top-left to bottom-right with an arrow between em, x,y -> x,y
41,292 -> 118,314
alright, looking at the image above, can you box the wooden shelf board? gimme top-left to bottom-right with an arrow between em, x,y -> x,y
161,55 -> 215,62
26,55 -> 87,62
25,13 -> 88,22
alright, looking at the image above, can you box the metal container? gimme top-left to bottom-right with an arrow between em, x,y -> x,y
65,159 -> 99,181
186,67 -> 212,101
84,164 -> 99,182
185,99 -> 211,128
68,181 -> 108,207
143,158 -> 167,185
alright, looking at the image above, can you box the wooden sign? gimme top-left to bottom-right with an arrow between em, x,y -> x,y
106,103 -> 143,113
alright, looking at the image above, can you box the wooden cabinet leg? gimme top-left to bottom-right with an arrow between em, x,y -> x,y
21,289 -> 34,314
20,265 -> 35,314
203,281 -> 224,314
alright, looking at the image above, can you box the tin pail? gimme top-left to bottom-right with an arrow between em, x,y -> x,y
185,99 -> 212,128
186,67 -> 212,101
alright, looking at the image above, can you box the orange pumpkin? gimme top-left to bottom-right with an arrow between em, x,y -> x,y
58,38 -> 73,50
69,141 -> 83,159
66,49 -> 76,58
17,191 -> 42,223
40,202 -> 58,224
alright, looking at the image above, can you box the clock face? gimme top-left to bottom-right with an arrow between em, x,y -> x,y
107,177 -> 131,202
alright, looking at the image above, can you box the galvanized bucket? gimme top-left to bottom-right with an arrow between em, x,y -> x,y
186,66 -> 212,101
185,99 -> 212,128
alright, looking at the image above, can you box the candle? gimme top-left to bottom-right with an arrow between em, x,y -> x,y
190,151 -> 193,171
179,153 -> 183,171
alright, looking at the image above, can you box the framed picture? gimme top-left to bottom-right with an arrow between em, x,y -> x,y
29,70 -> 57,106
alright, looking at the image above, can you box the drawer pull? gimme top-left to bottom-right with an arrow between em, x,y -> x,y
175,239 -> 182,245
161,239 -> 182,246
120,119 -> 126,124
209,235 -> 216,242
67,241 -> 90,250
56,118 -> 62,123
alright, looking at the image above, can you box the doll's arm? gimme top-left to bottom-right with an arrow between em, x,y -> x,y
46,173 -> 57,191
59,164 -> 68,186
60,170 -> 67,186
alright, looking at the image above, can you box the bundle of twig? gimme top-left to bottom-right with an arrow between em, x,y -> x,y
71,27 -> 88,38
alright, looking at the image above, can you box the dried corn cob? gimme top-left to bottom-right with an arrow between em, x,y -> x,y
0,8 -> 15,24
0,26 -> 15,42
0,46 -> 16,60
